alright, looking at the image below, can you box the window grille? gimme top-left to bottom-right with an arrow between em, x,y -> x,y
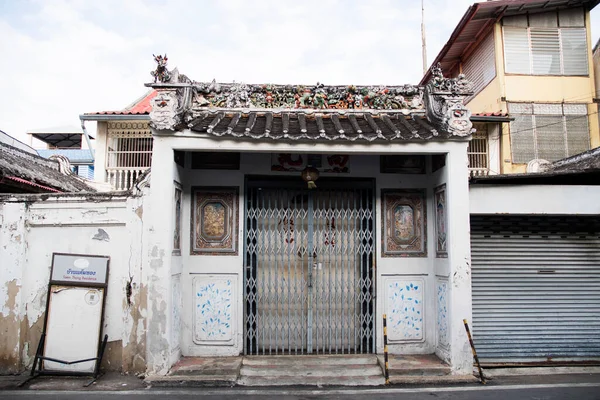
509,103 -> 589,163
106,121 -> 152,190
502,9 -> 588,76
468,123 -> 490,177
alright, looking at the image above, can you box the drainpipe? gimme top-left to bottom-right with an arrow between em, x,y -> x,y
80,117 -> 95,161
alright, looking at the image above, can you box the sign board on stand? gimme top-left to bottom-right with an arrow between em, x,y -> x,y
31,253 -> 110,378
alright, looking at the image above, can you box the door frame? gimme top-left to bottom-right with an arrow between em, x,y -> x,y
242,175 -> 377,355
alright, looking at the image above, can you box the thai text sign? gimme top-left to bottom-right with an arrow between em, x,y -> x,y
50,253 -> 109,285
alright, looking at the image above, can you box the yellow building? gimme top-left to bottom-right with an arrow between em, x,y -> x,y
421,0 -> 600,175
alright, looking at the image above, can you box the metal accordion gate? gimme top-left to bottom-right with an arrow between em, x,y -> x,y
244,177 -> 375,355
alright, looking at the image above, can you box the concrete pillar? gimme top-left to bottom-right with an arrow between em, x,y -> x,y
94,121 -> 107,183
445,142 -> 473,374
0,202 -> 27,373
144,136 -> 175,375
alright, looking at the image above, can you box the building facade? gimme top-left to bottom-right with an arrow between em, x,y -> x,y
424,0 -> 600,364
81,91 -> 155,191
138,62 -> 477,374
422,0 -> 600,175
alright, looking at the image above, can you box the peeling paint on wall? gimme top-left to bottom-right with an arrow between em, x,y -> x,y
123,284 -> 147,373
1,195 -> 147,374
0,280 -> 20,372
92,228 -> 110,242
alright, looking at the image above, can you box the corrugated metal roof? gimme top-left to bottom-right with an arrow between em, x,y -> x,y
420,0 -> 600,84
37,149 -> 95,164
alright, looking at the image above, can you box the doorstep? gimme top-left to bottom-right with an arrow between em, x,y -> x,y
145,354 -> 478,387
379,354 -> 478,385
145,357 -> 242,387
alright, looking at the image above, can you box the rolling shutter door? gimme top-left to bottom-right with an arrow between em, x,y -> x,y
471,215 -> 600,363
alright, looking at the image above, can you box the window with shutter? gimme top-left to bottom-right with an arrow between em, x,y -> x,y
509,103 -> 590,163
561,29 -> 588,75
530,29 -> 561,75
463,33 -> 496,103
504,27 -> 531,74
502,9 -> 588,76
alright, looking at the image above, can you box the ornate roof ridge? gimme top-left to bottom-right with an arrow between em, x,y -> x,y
146,55 -> 474,139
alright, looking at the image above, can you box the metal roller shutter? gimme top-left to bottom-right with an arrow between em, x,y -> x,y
471,215 -> 600,364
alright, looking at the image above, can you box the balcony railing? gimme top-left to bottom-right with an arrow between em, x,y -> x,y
106,167 -> 147,191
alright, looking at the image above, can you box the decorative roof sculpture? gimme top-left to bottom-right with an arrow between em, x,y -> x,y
147,56 -> 474,141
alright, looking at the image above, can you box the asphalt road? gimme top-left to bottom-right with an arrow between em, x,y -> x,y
2,383 -> 600,400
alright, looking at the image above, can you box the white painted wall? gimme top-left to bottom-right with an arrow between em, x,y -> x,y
145,132 -> 474,375
470,185 -> 600,215
93,122 -> 107,183
0,193 -> 146,373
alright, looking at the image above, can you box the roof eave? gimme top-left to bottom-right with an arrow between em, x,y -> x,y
419,4 -> 480,85
470,115 -> 513,123
80,114 -> 150,121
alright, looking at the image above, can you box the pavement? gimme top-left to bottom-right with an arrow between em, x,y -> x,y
0,368 -> 599,392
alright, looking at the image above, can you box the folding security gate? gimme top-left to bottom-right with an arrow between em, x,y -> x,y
471,215 -> 600,363
244,178 -> 375,355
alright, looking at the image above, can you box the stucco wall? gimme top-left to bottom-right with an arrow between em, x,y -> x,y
470,184 -> 600,215
142,132 -> 473,375
0,193 -> 147,374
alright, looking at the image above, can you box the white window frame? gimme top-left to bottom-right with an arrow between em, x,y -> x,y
502,10 -> 588,76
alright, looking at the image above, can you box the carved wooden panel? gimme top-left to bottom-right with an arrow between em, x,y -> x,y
191,187 -> 238,255
435,184 -> 447,258
382,189 -> 427,257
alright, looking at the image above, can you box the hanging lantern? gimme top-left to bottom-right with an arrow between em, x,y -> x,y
301,166 -> 320,189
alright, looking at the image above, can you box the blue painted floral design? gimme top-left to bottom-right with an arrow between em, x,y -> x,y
387,280 -> 423,340
437,281 -> 449,349
195,279 -> 232,341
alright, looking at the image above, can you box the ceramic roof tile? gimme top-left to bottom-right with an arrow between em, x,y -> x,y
85,90 -> 157,116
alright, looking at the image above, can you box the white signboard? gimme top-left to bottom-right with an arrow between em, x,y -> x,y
50,253 -> 109,285
43,286 -> 104,373
39,253 -> 110,374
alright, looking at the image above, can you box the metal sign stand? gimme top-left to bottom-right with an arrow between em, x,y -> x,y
28,253 -> 110,384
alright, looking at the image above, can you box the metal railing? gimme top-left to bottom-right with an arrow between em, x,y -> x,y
468,128 -> 490,177
106,121 -> 152,190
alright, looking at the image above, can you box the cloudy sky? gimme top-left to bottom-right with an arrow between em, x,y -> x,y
2,0 -> 600,143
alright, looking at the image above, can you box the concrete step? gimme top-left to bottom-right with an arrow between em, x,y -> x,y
243,355 -> 379,367
380,354 -> 452,377
145,374 -> 238,387
238,374 -> 386,387
239,355 -> 384,386
168,356 -> 242,376
240,363 -> 383,377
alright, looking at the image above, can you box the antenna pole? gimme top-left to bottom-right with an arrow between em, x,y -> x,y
421,0 -> 428,75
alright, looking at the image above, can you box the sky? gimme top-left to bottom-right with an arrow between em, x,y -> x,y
1,0 -> 600,144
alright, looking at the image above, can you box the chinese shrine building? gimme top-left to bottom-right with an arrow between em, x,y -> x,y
142,60 -> 476,375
